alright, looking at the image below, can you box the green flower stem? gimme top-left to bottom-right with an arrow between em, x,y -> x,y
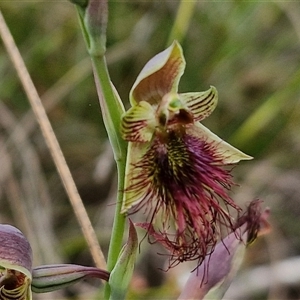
104,165 -> 126,299
90,49 -> 127,300
91,56 -> 127,160
75,5 -> 128,299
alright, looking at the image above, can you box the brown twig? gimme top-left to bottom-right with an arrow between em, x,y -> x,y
0,9 -> 106,270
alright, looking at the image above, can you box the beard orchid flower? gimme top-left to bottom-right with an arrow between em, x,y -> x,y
121,41 -> 252,267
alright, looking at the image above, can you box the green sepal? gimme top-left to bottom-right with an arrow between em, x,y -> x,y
188,123 -> 253,164
109,220 -> 138,300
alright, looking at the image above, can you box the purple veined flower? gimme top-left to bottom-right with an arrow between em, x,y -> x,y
120,41 -> 252,266
179,199 -> 271,300
0,224 -> 32,300
0,224 -> 110,299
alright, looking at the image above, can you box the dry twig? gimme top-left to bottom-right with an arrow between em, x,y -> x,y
0,9 -> 106,270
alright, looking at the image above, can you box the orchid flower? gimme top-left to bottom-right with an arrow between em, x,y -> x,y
121,41 -> 252,266
0,224 -> 32,300
179,200 -> 271,300
0,224 -> 109,299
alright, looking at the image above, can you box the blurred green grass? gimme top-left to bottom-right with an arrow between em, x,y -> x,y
0,1 -> 300,299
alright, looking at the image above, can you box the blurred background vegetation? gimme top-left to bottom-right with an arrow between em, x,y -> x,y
0,1 -> 300,299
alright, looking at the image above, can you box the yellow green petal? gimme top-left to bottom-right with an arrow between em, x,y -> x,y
129,41 -> 185,106
179,86 -> 218,122
121,142 -> 149,213
188,123 -> 253,164
121,101 -> 156,142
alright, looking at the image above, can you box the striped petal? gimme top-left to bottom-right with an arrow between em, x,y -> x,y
179,86 -> 218,122
130,41 -> 185,106
121,101 -> 156,142
121,142 -> 150,213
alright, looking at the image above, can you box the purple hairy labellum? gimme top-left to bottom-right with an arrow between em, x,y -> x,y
120,41 -> 252,267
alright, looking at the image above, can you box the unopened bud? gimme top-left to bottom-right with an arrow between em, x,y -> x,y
32,264 -> 109,293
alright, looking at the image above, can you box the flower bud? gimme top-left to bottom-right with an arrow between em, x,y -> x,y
85,0 -> 108,55
71,0 -> 108,56
32,264 -> 109,293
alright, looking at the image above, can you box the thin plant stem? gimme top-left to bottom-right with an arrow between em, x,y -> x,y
90,55 -> 127,300
0,9 -> 106,270
91,56 -> 127,265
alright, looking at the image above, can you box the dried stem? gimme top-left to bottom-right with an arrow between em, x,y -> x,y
0,9 -> 106,270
